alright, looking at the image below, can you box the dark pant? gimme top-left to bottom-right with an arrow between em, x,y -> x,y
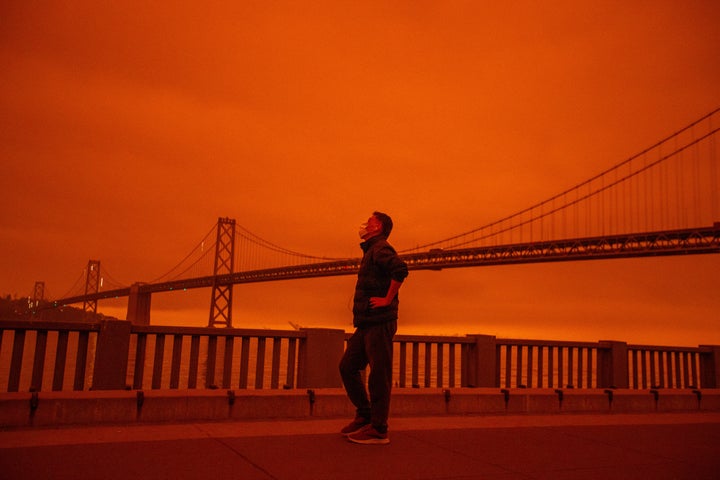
339,320 -> 397,433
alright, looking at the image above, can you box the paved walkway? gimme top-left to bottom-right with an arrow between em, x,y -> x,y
1,413 -> 719,479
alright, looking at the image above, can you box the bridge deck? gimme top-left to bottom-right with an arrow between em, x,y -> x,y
52,225 -> 720,306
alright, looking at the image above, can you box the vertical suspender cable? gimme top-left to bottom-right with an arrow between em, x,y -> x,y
692,125 -> 701,227
675,135 -> 682,229
710,124 -> 718,223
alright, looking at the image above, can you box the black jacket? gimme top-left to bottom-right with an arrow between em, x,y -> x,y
352,236 -> 409,327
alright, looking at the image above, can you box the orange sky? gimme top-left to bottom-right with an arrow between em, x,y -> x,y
1,1 -> 719,346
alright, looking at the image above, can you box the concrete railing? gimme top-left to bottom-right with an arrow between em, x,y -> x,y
1,319 -> 719,393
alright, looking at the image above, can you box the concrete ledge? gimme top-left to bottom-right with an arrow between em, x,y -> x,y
609,389 -> 662,412
522,389 -> 561,413
0,390 -> 139,427
310,388 -> 354,418
654,389 -> 703,412
392,389 -> 448,416
560,389 -> 612,413
2,388 -> 718,429
446,388 -> 507,415
0,393 -> 30,427
698,389 -> 720,411
229,390 -> 309,420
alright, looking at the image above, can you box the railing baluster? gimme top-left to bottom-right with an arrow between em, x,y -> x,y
537,346 -> 544,388
411,342 -> 419,388
222,336 -> 234,389
133,333 -> 147,389
649,350 -> 657,387
690,352 -> 699,388
271,337 -> 281,389
399,342 -> 407,388
285,337 -> 296,389
548,346 -> 555,388
657,352 -> 666,388
170,334 -> 183,389
53,330 -> 69,391
424,342 -> 432,388
635,350 -> 641,389
8,329 -> 26,392
436,342 -> 444,388
674,351 -> 682,388
494,343 -> 501,388
206,335 -> 218,388
73,331 -> 89,391
31,329 -> 48,392
152,334 -> 165,389
449,343 -> 456,388
577,347 -> 584,389
239,337 -> 250,389
460,343 -> 468,387
682,351 -> 690,388
526,345 -> 534,388
255,337 -> 266,389
188,335 -> 200,389
515,345 -> 523,387
504,345 -> 512,388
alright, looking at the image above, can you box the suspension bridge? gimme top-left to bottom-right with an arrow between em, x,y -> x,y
34,108 -> 720,327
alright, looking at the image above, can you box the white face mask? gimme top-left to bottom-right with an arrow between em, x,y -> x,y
358,223 -> 369,239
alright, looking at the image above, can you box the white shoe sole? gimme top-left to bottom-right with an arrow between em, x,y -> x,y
347,435 -> 390,445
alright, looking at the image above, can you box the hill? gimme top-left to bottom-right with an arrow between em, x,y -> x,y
0,294 -> 117,323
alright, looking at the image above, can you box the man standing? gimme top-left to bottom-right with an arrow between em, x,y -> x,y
340,211 -> 409,445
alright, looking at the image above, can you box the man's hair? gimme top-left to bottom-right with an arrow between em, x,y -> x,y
373,211 -> 393,238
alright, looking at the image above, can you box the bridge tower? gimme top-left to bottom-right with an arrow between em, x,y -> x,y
208,217 -> 236,328
83,260 -> 100,314
32,281 -> 45,307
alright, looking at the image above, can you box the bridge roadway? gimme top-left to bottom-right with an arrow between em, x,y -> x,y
1,412 -> 719,479
53,225 -> 720,307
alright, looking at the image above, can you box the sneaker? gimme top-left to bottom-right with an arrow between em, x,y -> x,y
347,425 -> 390,445
340,417 -> 370,436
